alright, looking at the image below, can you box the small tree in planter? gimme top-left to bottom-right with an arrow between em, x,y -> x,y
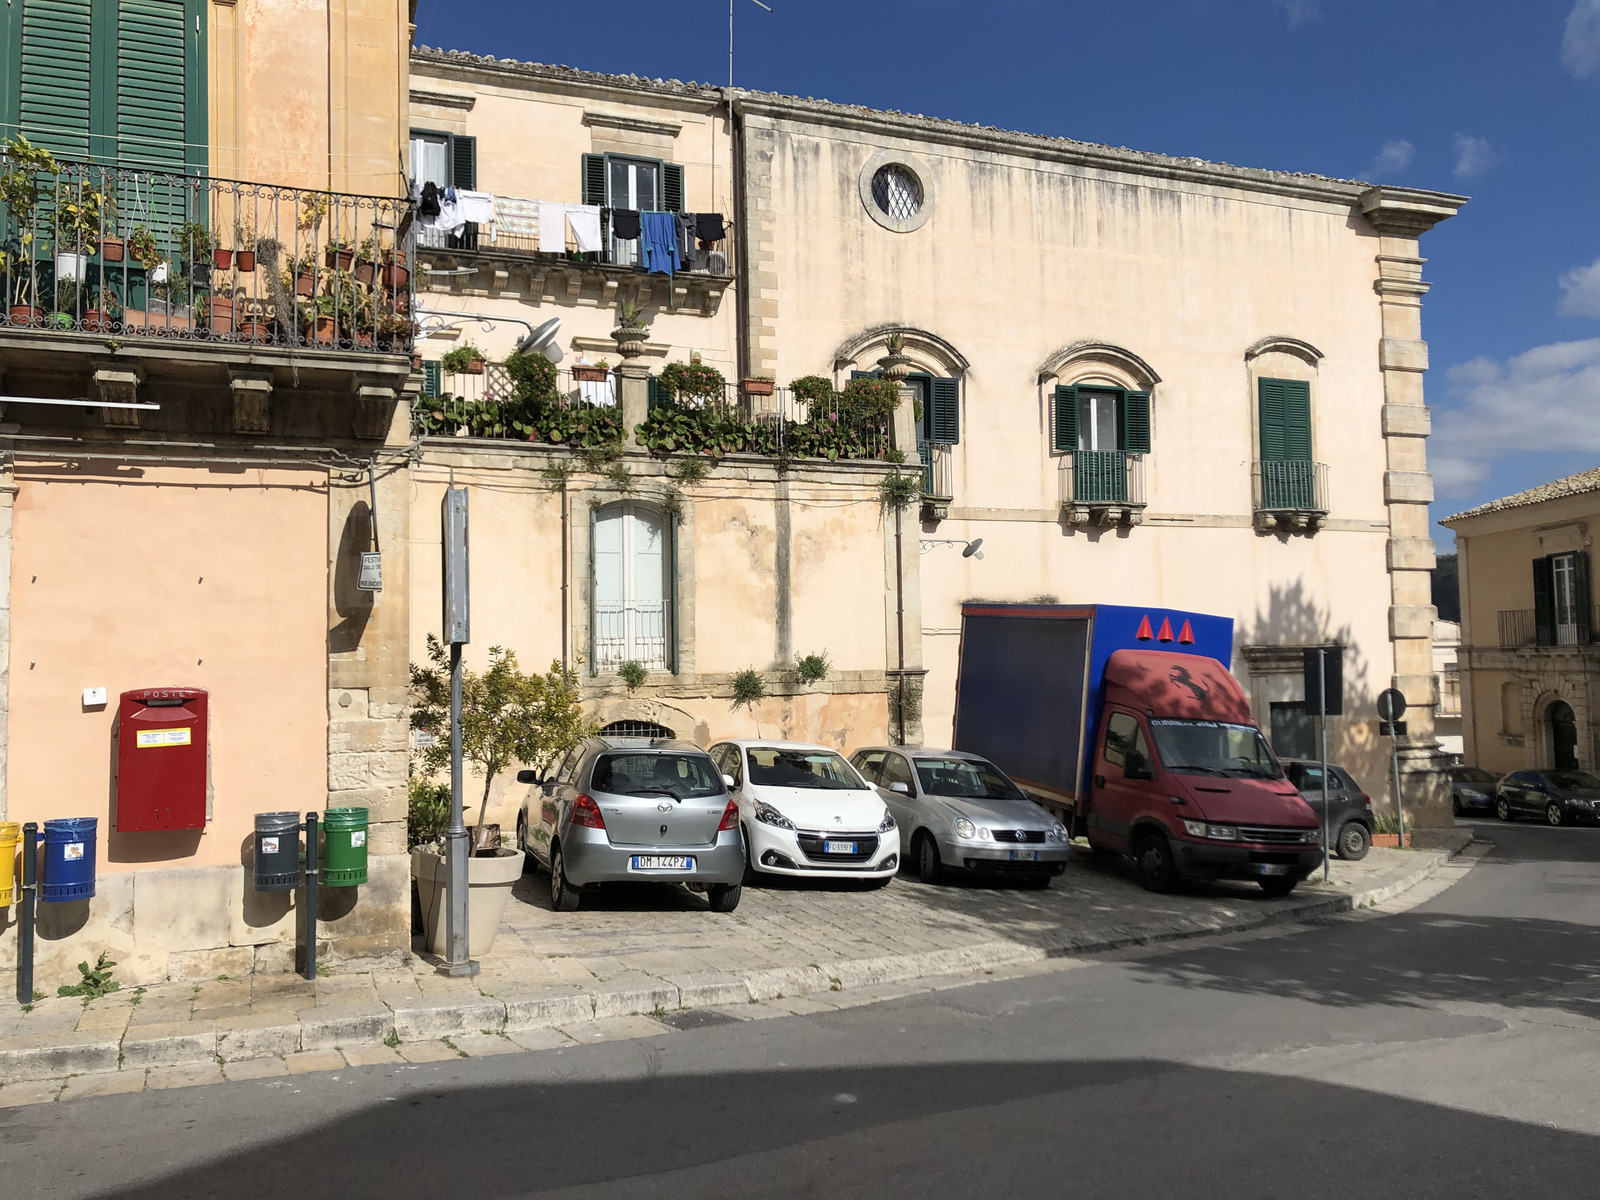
410,636 -> 591,952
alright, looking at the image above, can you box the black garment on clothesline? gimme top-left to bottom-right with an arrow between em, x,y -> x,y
611,209 -> 641,240
692,213 -> 725,242
418,182 -> 441,219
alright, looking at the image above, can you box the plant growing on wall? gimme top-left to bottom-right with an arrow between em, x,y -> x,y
795,651 -> 831,686
57,952 -> 119,1001
410,635 -> 591,838
730,668 -> 767,711
618,660 -> 648,691
667,455 -> 711,484
878,470 -> 921,511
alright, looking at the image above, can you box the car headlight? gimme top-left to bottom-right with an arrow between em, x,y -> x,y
1182,819 -> 1206,838
977,826 -> 992,840
1461,789 -> 1486,801
954,817 -> 976,840
1051,822 -> 1070,842
1303,828 -> 1323,843
877,809 -> 896,832
754,803 -> 794,830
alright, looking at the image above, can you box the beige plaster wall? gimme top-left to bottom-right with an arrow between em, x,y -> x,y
6,463 -> 329,873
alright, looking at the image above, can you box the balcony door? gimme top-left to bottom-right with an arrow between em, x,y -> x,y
1075,387 -> 1128,503
1533,551 -> 1592,647
593,502 -> 671,673
607,157 -> 660,268
1258,377 -> 1314,509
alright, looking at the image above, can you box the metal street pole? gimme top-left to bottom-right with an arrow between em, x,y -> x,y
440,487 -> 477,977
1391,724 -> 1406,850
1318,649 -> 1330,882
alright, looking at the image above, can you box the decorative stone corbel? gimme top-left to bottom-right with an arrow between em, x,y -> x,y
352,383 -> 398,441
92,361 -> 144,429
229,370 -> 273,434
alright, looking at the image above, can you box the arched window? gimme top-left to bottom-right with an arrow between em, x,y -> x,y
600,720 -> 675,741
593,502 -> 671,672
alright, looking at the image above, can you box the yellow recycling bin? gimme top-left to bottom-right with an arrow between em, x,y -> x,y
0,821 -> 19,907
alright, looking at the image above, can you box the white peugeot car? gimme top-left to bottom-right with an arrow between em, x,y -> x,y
706,739 -> 899,884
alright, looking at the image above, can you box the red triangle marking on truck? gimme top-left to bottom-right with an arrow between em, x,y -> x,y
1136,615 -> 1154,640
1178,620 -> 1194,644
1157,618 -> 1174,642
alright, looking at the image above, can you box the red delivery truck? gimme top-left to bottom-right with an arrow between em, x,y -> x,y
953,603 -> 1322,895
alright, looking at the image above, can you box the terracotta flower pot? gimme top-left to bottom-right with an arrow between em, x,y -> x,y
82,310 -> 112,332
238,320 -> 272,344
8,305 -> 44,327
573,366 -> 610,382
208,296 -> 236,333
311,315 -> 337,345
100,237 -> 126,264
741,377 -> 775,396
325,248 -> 355,271
411,352 -> 422,369
295,271 -> 317,297
235,250 -> 256,272
378,263 -> 409,289
354,262 -> 375,285
213,249 -> 233,270
1371,833 -> 1404,848
466,357 -> 485,375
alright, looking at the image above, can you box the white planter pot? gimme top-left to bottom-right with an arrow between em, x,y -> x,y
149,261 -> 169,284
55,252 -> 88,282
412,845 -> 525,956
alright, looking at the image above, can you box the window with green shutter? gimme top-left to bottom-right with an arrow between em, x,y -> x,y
2,0 -> 205,172
1257,377 -> 1313,509
1054,384 -> 1150,505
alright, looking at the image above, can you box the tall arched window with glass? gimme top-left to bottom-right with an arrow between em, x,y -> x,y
592,502 -> 673,673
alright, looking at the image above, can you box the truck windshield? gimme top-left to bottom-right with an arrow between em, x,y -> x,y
1149,719 -> 1283,780
747,747 -> 865,790
913,756 -> 1027,801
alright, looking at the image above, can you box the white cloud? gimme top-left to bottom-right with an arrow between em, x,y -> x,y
1452,134 -> 1495,178
1564,0 -> 1600,77
1559,257 -> 1600,318
1432,339 -> 1600,497
1371,139 -> 1415,175
1274,0 -> 1319,27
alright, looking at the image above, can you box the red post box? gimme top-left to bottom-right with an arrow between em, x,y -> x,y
116,688 -> 208,832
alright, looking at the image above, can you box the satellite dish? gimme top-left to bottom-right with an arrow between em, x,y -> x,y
962,538 -> 984,559
515,316 -> 562,357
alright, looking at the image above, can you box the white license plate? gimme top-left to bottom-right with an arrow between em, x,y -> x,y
1257,863 -> 1290,876
630,855 -> 693,871
1008,850 -> 1038,862
823,840 -> 858,855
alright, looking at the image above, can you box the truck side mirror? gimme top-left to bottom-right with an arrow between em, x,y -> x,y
516,769 -> 539,785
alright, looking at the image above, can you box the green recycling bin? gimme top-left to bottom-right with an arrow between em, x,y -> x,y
320,806 -> 368,887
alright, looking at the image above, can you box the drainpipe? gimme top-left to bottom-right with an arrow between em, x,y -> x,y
895,507 -> 906,745
728,90 -> 750,386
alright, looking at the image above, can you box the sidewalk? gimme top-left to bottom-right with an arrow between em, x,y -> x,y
0,829 -> 1473,1105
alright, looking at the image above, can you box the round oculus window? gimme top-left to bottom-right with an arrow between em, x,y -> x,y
870,164 -> 924,221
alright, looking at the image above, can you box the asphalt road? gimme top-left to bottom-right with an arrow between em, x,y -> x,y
5,818 -> 1598,1200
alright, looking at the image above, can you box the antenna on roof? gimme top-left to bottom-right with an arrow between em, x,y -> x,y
731,0 -> 774,89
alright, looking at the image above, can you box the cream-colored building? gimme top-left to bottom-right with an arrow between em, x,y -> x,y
406,49 -> 1466,826
1441,468 -> 1600,774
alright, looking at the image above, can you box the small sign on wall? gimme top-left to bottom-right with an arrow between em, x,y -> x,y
358,552 -> 383,591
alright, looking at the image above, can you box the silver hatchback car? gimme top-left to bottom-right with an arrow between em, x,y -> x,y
517,737 -> 746,912
850,746 -> 1070,887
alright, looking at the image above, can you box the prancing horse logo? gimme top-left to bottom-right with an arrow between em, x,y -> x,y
1170,664 -> 1209,704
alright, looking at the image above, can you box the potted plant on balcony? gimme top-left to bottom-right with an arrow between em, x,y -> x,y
54,178 -> 112,280
303,293 -> 338,346
377,312 -> 414,354
203,285 -> 238,336
409,637 -> 589,955
374,244 -> 409,291
573,358 -> 610,383
1,250 -> 42,327
443,342 -> 486,375
48,278 -> 80,329
325,236 -> 356,272
232,219 -> 257,272
237,298 -> 272,344
82,285 -> 122,333
741,372 -> 776,396
177,221 -> 214,285
289,252 -> 318,297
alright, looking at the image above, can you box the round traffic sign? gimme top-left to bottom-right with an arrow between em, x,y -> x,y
1376,687 -> 1407,722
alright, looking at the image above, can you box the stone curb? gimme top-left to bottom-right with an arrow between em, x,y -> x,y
0,833 -> 1473,1085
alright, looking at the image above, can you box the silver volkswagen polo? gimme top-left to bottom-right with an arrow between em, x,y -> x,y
850,746 -> 1070,887
517,737 -> 746,913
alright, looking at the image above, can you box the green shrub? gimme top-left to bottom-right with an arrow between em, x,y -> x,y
795,652 -> 830,685
730,669 -> 767,711
57,953 -> 119,1001
441,343 -> 484,373
408,777 -> 451,849
619,660 -> 648,691
658,360 -> 726,403
879,470 -> 921,511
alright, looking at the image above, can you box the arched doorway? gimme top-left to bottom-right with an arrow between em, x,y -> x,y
1550,701 -> 1579,770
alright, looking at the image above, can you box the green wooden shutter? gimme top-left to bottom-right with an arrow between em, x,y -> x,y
667,511 -> 680,674
18,0 -> 93,159
448,133 -> 479,250
1258,378 -> 1289,461
662,162 -> 684,213
647,376 -> 663,410
1054,385 -> 1078,454
422,361 -> 443,399
1575,551 -> 1593,644
581,153 -> 607,206
1533,555 -> 1556,647
117,0 -> 188,171
929,376 -> 959,444
1121,390 -> 1151,455
1282,379 -> 1311,459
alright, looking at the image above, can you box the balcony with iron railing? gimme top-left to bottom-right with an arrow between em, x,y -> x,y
1497,608 -> 1600,650
412,364 -> 894,463
0,145 -> 413,360
1251,459 -> 1329,532
415,196 -> 732,316
1059,450 -> 1147,528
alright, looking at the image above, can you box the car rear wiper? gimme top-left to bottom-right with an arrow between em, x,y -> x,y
622,788 -> 680,799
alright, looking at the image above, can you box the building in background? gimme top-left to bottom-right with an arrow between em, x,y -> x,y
1442,468 -> 1600,774
1434,619 -> 1463,760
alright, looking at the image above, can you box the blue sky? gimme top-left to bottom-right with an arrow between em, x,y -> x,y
415,0 -> 1600,549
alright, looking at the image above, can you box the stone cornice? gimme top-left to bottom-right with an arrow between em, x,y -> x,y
1245,336 -> 1324,365
582,110 -> 682,137
410,87 -> 476,111
1358,186 -> 1468,237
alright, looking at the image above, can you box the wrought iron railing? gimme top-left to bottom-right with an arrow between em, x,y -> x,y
1497,608 -> 1600,649
0,147 -> 412,355
1059,451 -> 1146,507
1251,459 -> 1328,513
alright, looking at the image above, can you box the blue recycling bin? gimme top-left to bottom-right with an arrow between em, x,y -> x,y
40,817 -> 98,901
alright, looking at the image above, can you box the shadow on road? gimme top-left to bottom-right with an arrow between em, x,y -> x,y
70,1058 -> 1596,1200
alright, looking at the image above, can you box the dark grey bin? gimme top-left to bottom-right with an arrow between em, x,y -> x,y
254,811 -> 303,891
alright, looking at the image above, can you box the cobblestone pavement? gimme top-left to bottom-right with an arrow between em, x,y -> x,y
0,830 -> 1472,1104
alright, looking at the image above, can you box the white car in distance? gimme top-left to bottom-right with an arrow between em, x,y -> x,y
707,739 -> 899,884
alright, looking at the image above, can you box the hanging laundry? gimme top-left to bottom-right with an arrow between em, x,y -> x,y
493,196 -> 539,245
455,189 -> 494,226
418,181 -> 441,221
566,204 -> 603,253
437,186 -> 465,238
640,211 -> 681,276
538,201 -> 568,253
675,213 -> 696,257
693,213 -> 726,243
611,209 -> 641,241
